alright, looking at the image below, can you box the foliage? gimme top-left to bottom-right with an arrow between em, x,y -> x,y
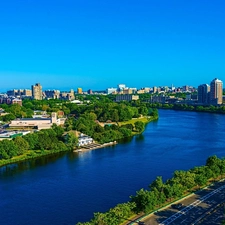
70,102 -> 158,143
76,155 -> 225,225
149,102 -> 225,114
65,131 -> 78,150
134,121 -> 145,133
0,125 -> 69,161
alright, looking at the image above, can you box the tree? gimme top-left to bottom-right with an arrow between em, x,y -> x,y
206,155 -> 221,180
66,131 -> 78,150
119,128 -> 132,137
0,139 -> 18,159
2,113 -> 16,122
52,123 -> 64,139
130,188 -> 150,213
111,109 -> 119,122
36,129 -> 58,150
134,121 -> 145,133
23,133 -> 39,150
13,136 -> 29,155
149,176 -> 164,192
138,106 -> 149,116
191,166 -> 208,188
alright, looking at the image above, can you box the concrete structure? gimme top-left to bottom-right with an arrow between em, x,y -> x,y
0,96 -> 22,106
9,112 -> 64,130
11,98 -> 22,106
210,78 -> 223,105
182,85 -> 189,92
7,89 -> 32,98
107,88 -> 117,94
87,89 -> 93,94
123,88 -> 133,94
78,134 -> 93,146
118,84 -> 126,92
153,86 -> 157,93
44,90 -> 60,99
0,131 -> 31,140
198,84 -> 210,104
60,89 -> 75,100
115,94 -> 139,102
32,83 -> 42,100
71,99 -> 82,104
77,88 -> 82,94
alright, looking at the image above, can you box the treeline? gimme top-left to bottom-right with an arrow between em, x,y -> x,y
0,99 -> 79,121
0,124 -> 77,161
76,155 -> 225,225
65,102 -> 158,144
149,102 -> 225,114
0,97 -> 158,122
0,101 -> 158,161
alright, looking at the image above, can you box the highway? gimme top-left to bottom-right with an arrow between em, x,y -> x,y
133,180 -> 225,225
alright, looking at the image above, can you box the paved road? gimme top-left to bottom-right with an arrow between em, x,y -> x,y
132,180 -> 225,225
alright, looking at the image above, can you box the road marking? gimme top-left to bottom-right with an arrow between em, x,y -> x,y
159,184 -> 225,225
181,218 -> 187,224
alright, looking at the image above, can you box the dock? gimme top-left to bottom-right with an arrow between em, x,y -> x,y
74,141 -> 117,152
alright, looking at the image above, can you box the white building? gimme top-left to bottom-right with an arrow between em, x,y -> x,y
78,134 -> 93,146
106,88 -> 117,94
118,84 -> 126,92
9,112 -> 64,130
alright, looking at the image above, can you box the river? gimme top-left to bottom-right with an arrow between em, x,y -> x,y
0,109 -> 225,225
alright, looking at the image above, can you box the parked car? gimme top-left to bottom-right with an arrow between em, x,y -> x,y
138,221 -> 146,225
171,203 -> 183,209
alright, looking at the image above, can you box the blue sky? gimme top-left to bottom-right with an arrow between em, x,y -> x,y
0,0 -> 225,91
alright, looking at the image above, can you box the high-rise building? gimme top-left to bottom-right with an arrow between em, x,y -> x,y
87,89 -> 93,94
198,84 -> 210,104
32,83 -> 42,100
210,78 -> 223,105
45,90 -> 60,99
77,88 -> 82,94
106,88 -> 117,94
153,86 -> 157,93
23,89 -> 32,96
118,84 -> 126,92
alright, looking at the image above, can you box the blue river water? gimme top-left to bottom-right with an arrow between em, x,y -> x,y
0,109 -> 225,225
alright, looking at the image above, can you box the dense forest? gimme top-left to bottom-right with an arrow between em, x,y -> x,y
76,155 -> 225,225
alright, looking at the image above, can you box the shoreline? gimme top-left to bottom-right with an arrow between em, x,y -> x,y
73,141 -> 117,152
0,116 -> 158,167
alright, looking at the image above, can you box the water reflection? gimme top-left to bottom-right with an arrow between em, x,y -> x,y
0,151 -> 67,177
135,134 -> 144,142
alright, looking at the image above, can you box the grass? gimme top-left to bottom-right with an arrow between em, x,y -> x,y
118,116 -> 152,126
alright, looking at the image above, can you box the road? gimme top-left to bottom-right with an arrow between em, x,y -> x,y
130,180 -> 225,225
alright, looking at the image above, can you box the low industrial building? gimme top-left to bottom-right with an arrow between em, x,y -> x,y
115,94 -> 139,102
9,113 -> 65,130
0,131 -> 31,140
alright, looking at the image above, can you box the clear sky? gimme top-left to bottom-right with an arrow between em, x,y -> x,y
0,0 -> 225,91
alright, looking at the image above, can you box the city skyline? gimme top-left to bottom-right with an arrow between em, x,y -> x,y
1,77 -> 224,93
0,0 -> 225,90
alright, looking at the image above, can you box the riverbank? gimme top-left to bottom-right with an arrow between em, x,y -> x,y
1,110 -> 225,225
74,141 -> 117,152
0,148 -> 71,167
150,103 -> 225,115
126,178 -> 225,225
0,116 -> 157,168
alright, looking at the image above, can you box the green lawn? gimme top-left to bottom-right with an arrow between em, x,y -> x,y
118,116 -> 151,126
